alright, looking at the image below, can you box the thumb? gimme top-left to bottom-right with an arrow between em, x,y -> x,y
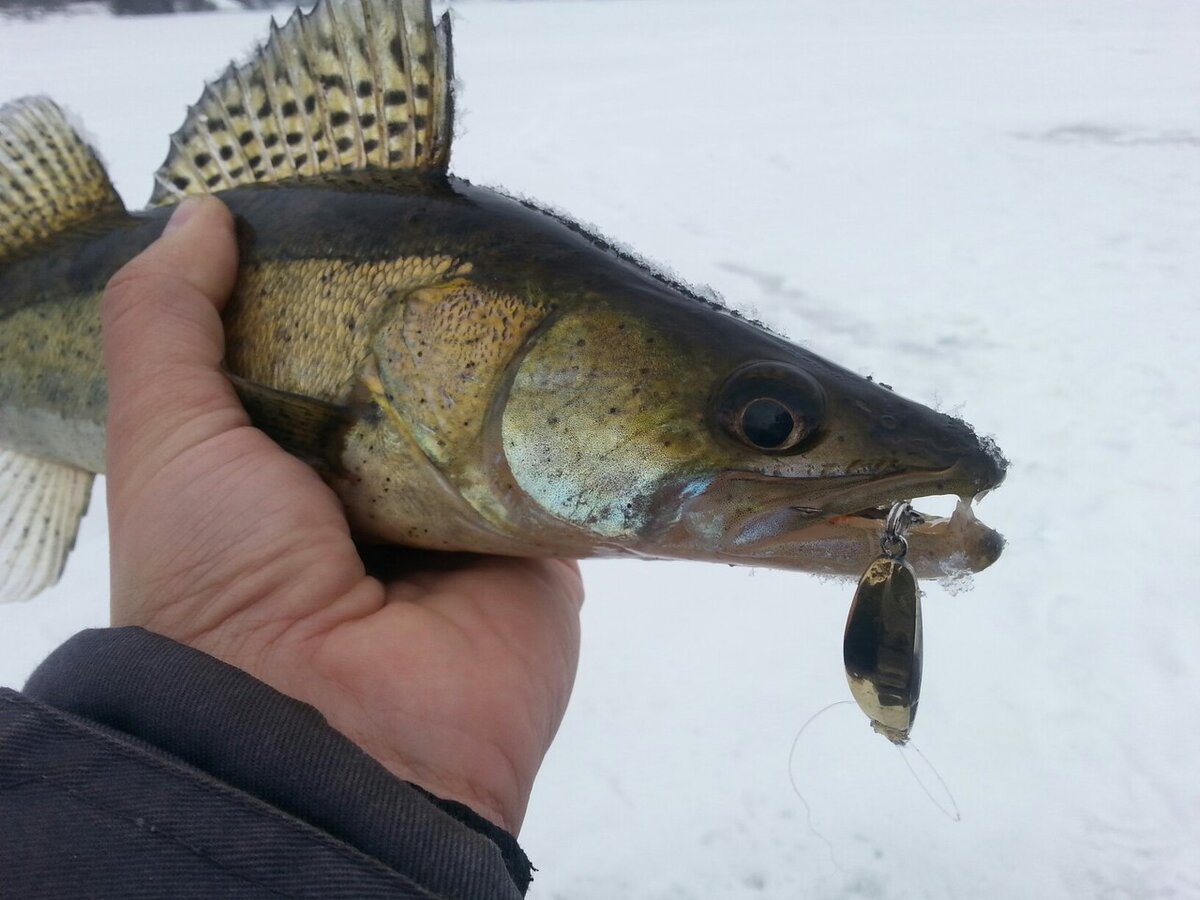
103,196 -> 243,496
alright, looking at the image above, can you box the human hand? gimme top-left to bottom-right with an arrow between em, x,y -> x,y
102,196 -> 583,835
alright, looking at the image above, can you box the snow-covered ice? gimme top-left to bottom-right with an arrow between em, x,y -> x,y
2,1 -> 1198,897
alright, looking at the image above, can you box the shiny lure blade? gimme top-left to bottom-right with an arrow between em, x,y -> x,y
843,554 -> 924,745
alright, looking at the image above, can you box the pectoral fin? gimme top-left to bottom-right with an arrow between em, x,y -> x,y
227,372 -> 354,469
0,449 -> 93,604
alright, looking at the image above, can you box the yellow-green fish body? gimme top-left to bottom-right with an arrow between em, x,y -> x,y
0,0 -> 1005,604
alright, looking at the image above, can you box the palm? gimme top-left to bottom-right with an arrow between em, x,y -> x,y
103,197 -> 581,834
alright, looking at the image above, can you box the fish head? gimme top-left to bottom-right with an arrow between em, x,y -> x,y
500,276 -> 1007,579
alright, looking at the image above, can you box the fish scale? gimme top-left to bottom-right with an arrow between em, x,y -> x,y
0,0 -> 1005,606
228,254 -> 468,402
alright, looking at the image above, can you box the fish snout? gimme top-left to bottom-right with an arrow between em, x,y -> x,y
865,398 -> 1007,495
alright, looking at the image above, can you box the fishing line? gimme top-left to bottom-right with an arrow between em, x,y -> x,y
786,700 -> 852,871
787,701 -> 962,859
898,740 -> 961,822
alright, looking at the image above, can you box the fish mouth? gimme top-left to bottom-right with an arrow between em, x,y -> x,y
700,458 -> 1006,580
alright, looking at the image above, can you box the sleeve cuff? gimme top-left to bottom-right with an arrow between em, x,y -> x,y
23,627 -> 533,897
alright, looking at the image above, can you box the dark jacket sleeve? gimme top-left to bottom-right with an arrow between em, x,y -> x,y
0,627 -> 533,899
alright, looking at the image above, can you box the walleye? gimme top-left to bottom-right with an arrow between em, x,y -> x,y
0,0 -> 1006,604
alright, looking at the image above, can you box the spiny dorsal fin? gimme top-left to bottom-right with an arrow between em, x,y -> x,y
0,449 -> 94,604
0,97 -> 124,262
151,0 -> 453,206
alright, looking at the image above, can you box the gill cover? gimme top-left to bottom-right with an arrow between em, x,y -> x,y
372,277 -> 548,527
501,299 -> 727,540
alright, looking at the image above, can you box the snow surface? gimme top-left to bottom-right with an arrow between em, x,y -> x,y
2,1 -> 1199,897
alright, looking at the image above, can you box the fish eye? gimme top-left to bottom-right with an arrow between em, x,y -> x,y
714,362 -> 825,454
741,397 -> 796,449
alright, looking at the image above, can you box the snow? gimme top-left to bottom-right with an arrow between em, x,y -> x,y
2,1 -> 1199,896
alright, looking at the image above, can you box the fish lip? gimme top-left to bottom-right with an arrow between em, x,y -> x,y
710,460 -> 1005,576
722,439 -> 1007,517
720,460 -> 985,518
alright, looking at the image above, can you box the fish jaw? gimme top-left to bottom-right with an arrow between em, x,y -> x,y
657,469 -> 1005,580
644,401 -> 1008,579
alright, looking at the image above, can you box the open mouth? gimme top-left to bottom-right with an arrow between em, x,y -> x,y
710,463 -> 1006,580
825,494 -> 1004,579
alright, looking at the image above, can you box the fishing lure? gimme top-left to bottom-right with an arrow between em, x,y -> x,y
843,501 -> 923,744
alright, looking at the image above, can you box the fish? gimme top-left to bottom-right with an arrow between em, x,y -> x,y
0,0 -> 1006,604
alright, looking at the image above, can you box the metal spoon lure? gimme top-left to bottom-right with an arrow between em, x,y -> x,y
843,501 -> 923,744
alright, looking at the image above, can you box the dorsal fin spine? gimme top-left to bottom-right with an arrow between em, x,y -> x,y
172,132 -> 194,178
203,83 -> 239,185
300,14 -> 338,174
260,21 -> 299,181
361,0 -> 388,169
232,65 -> 268,181
299,15 -> 339,176
395,8 -> 419,163
155,132 -> 196,199
434,11 -> 453,161
214,67 -> 256,181
323,2 -> 363,168
273,29 -> 308,177
150,0 -> 453,206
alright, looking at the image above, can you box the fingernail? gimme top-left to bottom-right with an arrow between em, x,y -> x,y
163,196 -> 203,236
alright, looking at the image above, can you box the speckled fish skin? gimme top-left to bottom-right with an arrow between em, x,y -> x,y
0,0 -> 1008,597
0,168 -> 1006,578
